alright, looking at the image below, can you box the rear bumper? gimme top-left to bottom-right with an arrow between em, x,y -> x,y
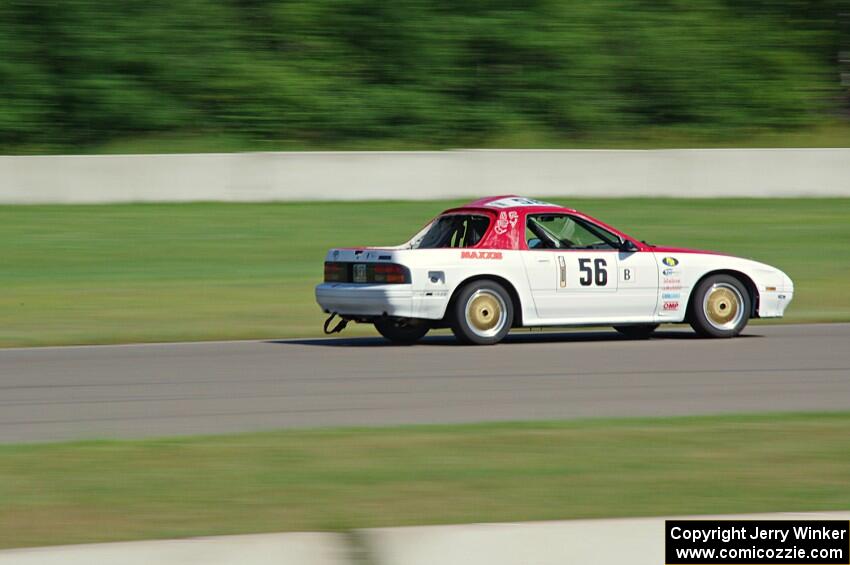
315,283 -> 415,318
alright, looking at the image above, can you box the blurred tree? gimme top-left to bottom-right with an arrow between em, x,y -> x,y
0,0 -> 843,153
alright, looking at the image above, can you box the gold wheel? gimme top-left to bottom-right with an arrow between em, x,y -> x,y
464,289 -> 507,338
702,283 -> 744,331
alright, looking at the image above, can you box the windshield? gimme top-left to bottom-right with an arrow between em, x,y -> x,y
411,214 -> 490,249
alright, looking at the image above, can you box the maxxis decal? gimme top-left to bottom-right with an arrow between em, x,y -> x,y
461,251 -> 503,260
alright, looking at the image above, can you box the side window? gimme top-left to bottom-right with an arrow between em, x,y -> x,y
526,215 -> 619,250
414,215 -> 490,249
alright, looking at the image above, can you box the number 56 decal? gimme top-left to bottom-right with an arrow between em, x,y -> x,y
578,258 -> 608,286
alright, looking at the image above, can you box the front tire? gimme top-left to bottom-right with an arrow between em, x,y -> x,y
689,274 -> 751,338
374,318 -> 429,345
613,324 -> 659,339
450,280 -> 514,345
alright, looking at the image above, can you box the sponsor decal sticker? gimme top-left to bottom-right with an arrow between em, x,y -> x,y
662,268 -> 678,276
662,292 -> 681,300
662,257 -> 679,267
493,211 -> 519,235
509,211 -> 518,227
663,301 -> 680,311
461,251 -> 503,260
494,211 -> 508,234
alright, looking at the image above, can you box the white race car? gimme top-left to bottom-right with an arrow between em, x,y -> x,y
315,196 -> 793,345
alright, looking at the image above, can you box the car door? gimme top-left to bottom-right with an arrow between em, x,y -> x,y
522,214 -> 657,322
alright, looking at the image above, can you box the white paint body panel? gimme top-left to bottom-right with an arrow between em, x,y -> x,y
314,247 -> 794,326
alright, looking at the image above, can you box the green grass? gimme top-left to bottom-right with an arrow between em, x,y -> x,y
1,198 -> 849,347
1,413 -> 849,549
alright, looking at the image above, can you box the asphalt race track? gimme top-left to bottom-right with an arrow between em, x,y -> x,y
1,323 -> 849,443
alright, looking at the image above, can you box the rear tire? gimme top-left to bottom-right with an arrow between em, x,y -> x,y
374,318 -> 429,345
450,280 -> 514,345
689,274 -> 750,338
613,324 -> 659,339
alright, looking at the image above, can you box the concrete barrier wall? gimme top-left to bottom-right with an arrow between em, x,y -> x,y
0,533 -> 351,565
2,512 -> 847,565
1,148 -> 848,204
363,511 -> 850,565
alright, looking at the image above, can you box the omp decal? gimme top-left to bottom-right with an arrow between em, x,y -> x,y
663,301 -> 680,311
461,251 -> 503,260
662,257 -> 679,267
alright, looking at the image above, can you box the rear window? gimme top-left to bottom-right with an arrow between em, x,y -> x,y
412,214 -> 490,249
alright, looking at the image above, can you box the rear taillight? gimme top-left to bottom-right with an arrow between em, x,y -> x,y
323,262 -> 410,284
324,262 -> 346,282
371,264 -> 408,284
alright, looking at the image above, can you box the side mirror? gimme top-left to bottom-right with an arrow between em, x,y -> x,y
619,239 -> 639,252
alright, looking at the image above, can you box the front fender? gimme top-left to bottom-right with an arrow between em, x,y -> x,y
657,252 -> 793,322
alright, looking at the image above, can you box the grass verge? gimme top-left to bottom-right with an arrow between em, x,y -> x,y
1,413 -> 849,549
1,198 -> 849,347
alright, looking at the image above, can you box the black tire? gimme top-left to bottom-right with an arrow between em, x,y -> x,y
374,318 -> 429,345
450,280 -> 514,345
688,274 -> 751,338
613,324 -> 659,339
